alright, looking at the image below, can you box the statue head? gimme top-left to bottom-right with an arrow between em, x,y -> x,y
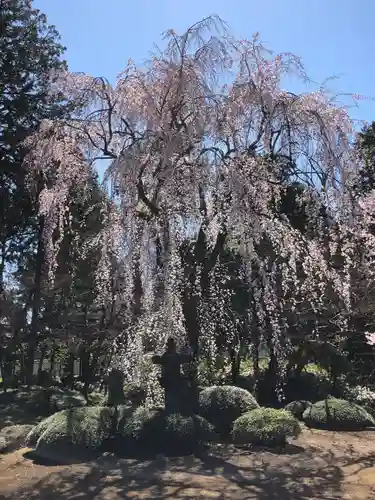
166,337 -> 177,353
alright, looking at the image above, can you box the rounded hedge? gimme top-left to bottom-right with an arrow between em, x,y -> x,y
284,400 -> 312,420
26,405 -> 216,458
25,406 -> 115,458
198,385 -> 259,435
116,406 -> 216,455
303,398 -> 375,430
26,412 -> 61,447
232,407 -> 301,447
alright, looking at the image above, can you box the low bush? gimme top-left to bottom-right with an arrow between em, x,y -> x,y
26,412 -> 62,447
26,404 -> 216,458
198,385 -> 259,435
284,400 -> 312,420
116,406 -> 216,455
25,406 -> 115,458
117,406 -> 155,442
232,407 -> 301,447
303,398 -> 375,430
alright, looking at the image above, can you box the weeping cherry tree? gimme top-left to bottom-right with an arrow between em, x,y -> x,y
23,16 -> 369,402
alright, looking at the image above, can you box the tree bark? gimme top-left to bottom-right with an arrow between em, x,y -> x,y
36,344 -> 47,381
24,215 -> 44,385
49,346 -> 56,376
182,224 -> 227,357
62,350 -> 75,389
230,348 -> 241,384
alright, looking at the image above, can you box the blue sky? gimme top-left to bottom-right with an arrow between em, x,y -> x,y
34,0 -> 375,125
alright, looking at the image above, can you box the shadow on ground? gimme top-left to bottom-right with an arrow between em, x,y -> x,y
1,427 -> 375,499
0,444 -> 349,500
0,391 -> 45,430
22,449 -> 103,466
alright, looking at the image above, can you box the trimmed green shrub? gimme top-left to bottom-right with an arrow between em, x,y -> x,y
25,406 -> 115,458
303,398 -> 375,430
198,385 -> 259,435
232,407 -> 301,447
26,412 -> 61,447
284,400 -> 312,420
27,405 -> 216,458
117,406 -> 155,442
116,406 -> 216,455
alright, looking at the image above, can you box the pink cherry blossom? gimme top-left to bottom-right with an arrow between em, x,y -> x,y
365,332 -> 375,346
22,16 -> 373,397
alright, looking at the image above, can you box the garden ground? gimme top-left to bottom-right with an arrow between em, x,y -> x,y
1,427 -> 375,499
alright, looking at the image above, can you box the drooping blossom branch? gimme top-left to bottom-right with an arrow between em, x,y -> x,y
23,16 -> 369,395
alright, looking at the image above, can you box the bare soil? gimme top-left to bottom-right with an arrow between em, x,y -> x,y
0,426 -> 375,499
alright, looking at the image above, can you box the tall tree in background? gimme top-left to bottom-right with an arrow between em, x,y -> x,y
345,122 -> 375,381
0,0 -> 68,382
13,171 -> 111,389
355,122 -> 375,195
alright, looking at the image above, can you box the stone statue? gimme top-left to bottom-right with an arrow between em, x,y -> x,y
152,337 -> 193,414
